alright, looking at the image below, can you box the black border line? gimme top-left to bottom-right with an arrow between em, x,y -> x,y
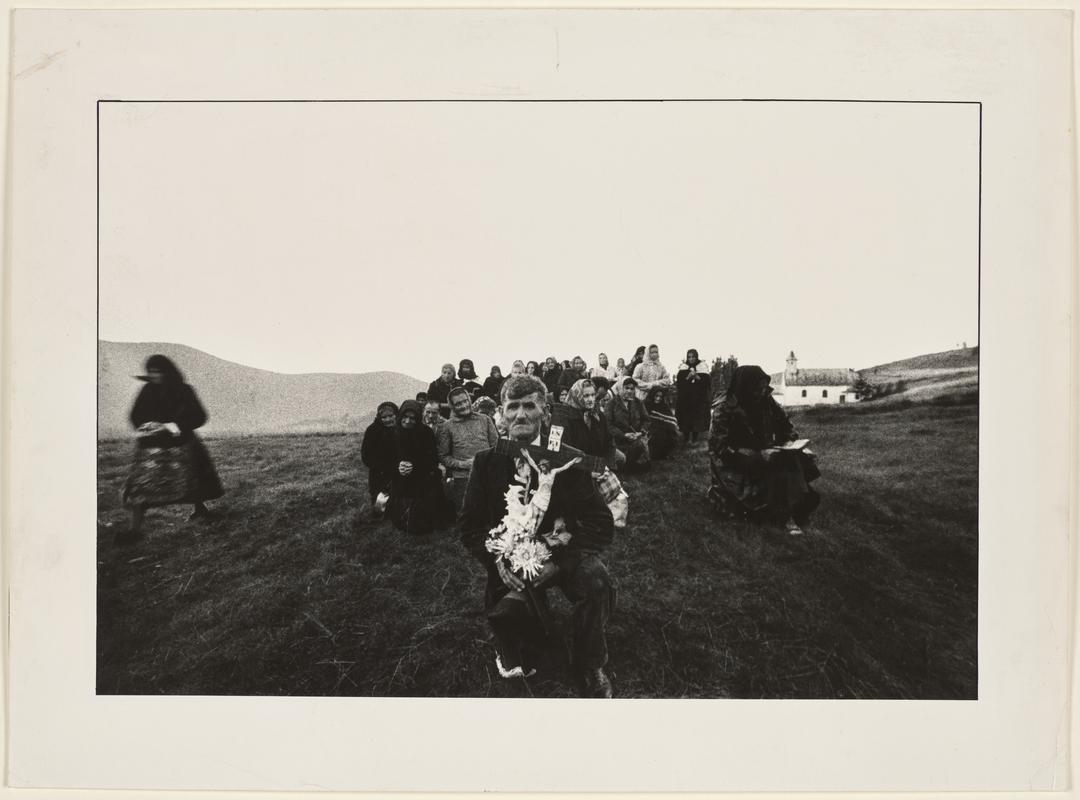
95,97 -> 983,698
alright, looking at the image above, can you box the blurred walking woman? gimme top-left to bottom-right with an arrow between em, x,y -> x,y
119,355 -> 223,544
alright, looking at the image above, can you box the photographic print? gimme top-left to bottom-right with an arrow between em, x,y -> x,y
95,98 -> 980,700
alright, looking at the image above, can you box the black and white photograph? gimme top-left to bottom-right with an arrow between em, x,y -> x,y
95,99 -> 979,700
5,6 -> 1074,794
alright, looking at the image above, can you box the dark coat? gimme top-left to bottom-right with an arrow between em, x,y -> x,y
553,405 -> 618,471
361,419 -> 399,496
675,366 -> 712,433
482,376 -> 505,401
541,366 -> 563,395
604,394 -> 650,445
459,437 -> 614,564
129,383 -> 208,444
428,377 -> 464,418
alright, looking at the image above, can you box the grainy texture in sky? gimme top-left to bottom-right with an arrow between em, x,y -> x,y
99,100 -> 979,378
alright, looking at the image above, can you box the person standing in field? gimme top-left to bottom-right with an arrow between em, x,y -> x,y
119,355 -> 224,544
361,401 -> 400,519
427,363 -> 462,419
632,344 -> 672,401
589,353 -> 618,382
459,374 -> 617,697
675,348 -> 712,444
437,386 -> 500,513
708,365 -> 821,535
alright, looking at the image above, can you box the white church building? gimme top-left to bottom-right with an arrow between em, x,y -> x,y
772,351 -> 860,407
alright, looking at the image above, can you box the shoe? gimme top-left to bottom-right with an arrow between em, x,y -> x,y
785,519 -> 804,536
495,654 -> 536,679
583,667 -> 613,698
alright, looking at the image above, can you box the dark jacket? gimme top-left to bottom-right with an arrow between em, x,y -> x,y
391,404 -> 441,499
554,405 -> 618,471
675,366 -> 712,433
361,420 -> 399,487
709,394 -> 795,455
541,366 -> 563,395
459,438 -> 614,564
129,383 -> 208,445
604,394 -> 650,445
481,376 -> 505,401
556,368 -> 587,391
427,377 -> 463,418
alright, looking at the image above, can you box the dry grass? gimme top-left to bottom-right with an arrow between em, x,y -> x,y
97,395 -> 978,698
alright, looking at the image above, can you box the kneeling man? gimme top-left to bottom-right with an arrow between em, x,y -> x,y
459,374 -> 617,698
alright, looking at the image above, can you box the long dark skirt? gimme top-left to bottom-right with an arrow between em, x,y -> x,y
388,473 -> 449,535
709,450 -> 820,525
122,437 -> 224,509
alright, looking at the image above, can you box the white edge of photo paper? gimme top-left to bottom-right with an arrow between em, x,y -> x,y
1,2 -> 1077,798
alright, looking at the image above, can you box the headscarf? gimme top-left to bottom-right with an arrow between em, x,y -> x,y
565,378 -> 601,424
395,399 -> 436,472
447,385 -> 472,414
482,367 -> 505,400
140,354 -> 185,385
376,400 -> 400,418
458,359 -> 479,381
727,365 -> 772,408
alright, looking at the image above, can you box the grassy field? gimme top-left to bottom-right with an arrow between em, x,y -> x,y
96,395 -> 978,698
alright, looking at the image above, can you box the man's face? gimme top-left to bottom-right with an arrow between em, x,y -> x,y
573,357 -> 586,372
649,346 -> 659,361
598,354 -> 608,368
581,384 -> 597,411
423,403 -> 441,425
450,392 -> 473,418
379,409 -> 397,428
503,391 -> 545,442
441,365 -> 455,382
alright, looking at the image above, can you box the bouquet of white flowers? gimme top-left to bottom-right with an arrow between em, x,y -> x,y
484,450 -> 578,580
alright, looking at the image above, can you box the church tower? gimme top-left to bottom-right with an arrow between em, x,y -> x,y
785,350 -> 798,384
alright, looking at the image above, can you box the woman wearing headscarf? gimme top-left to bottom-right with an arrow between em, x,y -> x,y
427,363 -> 462,419
675,348 -> 712,444
482,366 -> 506,401
557,379 -> 629,527
708,365 -> 820,535
644,386 -> 680,461
626,346 -> 646,378
389,400 -> 445,535
361,401 -> 400,518
458,359 -> 484,400
604,376 -> 651,471
119,355 -> 224,544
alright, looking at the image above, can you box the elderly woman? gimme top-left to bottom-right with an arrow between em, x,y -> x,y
644,386 -> 680,461
708,365 -> 821,535
604,376 -> 651,471
458,359 -> 484,400
361,401 -> 400,518
388,400 -> 444,535
119,355 -> 224,543
675,348 -> 712,444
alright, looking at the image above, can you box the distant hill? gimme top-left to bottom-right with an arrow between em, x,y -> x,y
859,347 -> 978,401
98,341 -> 426,438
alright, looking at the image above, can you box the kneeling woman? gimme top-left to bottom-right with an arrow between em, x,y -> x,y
389,400 -> 446,535
708,365 -> 820,535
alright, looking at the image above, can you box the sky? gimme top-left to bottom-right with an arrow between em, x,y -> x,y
99,100 -> 979,380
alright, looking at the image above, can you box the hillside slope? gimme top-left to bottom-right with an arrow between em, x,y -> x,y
99,341 -> 425,437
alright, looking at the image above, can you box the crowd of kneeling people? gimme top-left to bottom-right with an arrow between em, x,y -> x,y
360,345 -> 821,698
115,349 -> 820,698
